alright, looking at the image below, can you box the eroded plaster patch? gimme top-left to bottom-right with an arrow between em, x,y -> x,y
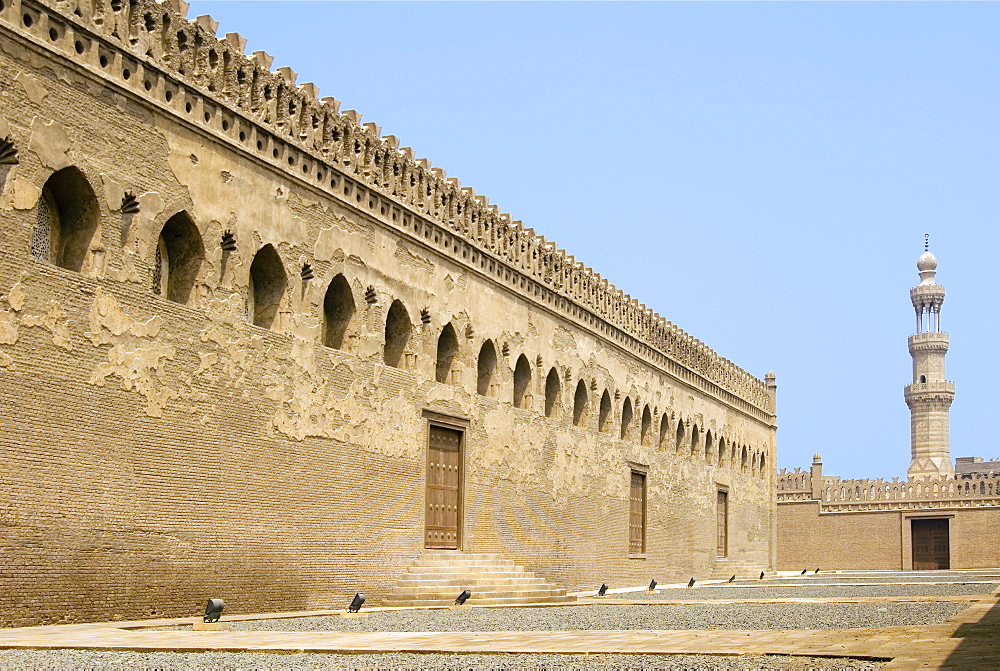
29,117 -> 71,170
8,178 -> 41,210
15,72 -> 48,105
22,300 -> 73,350
85,288 -> 176,416
164,127 -> 306,248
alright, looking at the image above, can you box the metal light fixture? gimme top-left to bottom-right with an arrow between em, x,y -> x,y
801,569 -> 807,575
759,571 -> 765,580
687,577 -> 696,588
728,575 -> 736,583
203,598 -> 224,623
349,593 -> 365,613
647,579 -> 657,592
597,583 -> 608,597
455,590 -> 471,606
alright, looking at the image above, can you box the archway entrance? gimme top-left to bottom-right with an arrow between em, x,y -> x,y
911,518 -> 950,569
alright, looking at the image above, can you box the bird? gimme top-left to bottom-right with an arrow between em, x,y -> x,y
687,577 -> 696,588
801,569 -> 807,575
728,575 -> 736,583
759,571 -> 765,580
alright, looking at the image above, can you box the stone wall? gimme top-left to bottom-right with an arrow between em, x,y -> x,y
0,0 -> 776,626
777,467 -> 1000,570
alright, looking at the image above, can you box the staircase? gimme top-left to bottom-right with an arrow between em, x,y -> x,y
709,557 -> 771,581
382,551 -> 576,607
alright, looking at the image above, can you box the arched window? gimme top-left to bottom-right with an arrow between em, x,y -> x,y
323,274 -> 355,350
154,211 -> 204,304
435,323 -> 458,384
741,446 -> 749,470
512,354 -> 531,408
675,419 -> 685,453
384,299 -> 411,368
718,437 -> 727,465
640,405 -> 652,446
704,430 -> 714,462
690,424 -> 700,455
32,166 -> 100,271
248,244 -> 286,330
620,397 -> 633,440
477,340 -> 498,396
572,379 -> 588,426
598,389 -> 612,432
544,367 -> 561,418
658,413 -> 670,449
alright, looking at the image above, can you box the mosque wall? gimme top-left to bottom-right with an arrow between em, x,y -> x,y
0,0 -> 776,626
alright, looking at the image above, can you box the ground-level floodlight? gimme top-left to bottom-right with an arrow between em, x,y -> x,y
203,598 -> 224,623
349,593 -> 365,613
728,575 -> 736,583
801,569 -> 808,575
455,590 -> 472,606
759,571 -> 765,580
597,584 -> 608,597
647,579 -> 657,592
815,568 -> 820,574
687,577 -> 696,588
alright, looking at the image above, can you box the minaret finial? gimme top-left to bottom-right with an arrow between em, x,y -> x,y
924,233 -> 929,252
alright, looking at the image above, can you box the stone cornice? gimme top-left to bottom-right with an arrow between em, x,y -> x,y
0,0 -> 774,421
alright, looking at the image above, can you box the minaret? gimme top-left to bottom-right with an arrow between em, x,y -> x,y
904,239 -> 955,479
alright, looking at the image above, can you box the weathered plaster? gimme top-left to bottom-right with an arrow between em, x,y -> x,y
29,117 -> 71,171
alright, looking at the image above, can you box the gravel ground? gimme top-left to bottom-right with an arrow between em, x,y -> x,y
724,575 -> 1000,586
144,602 -> 966,632
0,649 -> 886,669
614,583 -> 995,600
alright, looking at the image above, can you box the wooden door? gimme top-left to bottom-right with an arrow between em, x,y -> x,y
716,490 -> 728,557
912,518 -> 950,569
425,425 -> 462,549
629,471 -> 646,554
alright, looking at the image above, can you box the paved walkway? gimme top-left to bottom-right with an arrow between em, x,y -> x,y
0,585 -> 997,668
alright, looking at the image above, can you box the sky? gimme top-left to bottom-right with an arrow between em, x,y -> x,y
190,1 -> 1000,481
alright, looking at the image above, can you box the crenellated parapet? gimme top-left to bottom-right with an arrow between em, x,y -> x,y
0,0 -> 772,418
777,469 -> 1000,510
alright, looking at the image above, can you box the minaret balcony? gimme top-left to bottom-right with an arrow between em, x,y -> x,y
908,332 -> 950,352
904,380 -> 956,404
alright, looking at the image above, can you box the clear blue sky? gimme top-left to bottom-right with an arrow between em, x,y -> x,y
191,1 -> 1000,480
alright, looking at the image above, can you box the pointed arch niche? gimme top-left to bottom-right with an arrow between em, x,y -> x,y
384,299 -> 412,369
477,340 -> 498,397
513,354 -> 532,409
435,323 -> 459,384
323,274 -> 356,350
248,244 -> 286,330
32,166 -> 101,272
154,211 -> 204,305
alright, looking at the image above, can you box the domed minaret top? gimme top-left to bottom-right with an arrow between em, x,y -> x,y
917,251 -> 938,285
910,236 -> 945,333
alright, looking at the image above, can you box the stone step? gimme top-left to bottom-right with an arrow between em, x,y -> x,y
395,576 -> 550,587
408,560 -> 518,569
389,584 -> 566,597
381,594 -> 577,607
405,567 -> 537,578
